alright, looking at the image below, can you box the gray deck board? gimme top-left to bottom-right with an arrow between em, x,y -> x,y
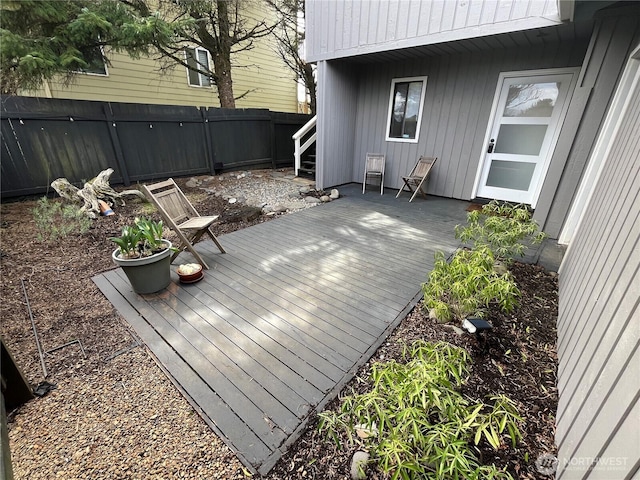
93,184 -> 469,474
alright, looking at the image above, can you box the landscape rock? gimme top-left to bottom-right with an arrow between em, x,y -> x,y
320,195 -> 331,203
305,196 -> 321,204
444,324 -> 466,336
330,189 -> 340,199
350,451 -> 370,480
299,186 -> 312,194
221,206 -> 262,223
185,178 -> 199,188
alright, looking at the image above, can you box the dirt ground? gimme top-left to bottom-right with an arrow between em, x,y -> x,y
1,172 -> 558,479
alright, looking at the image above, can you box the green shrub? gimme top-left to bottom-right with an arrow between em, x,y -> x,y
110,217 -> 168,259
455,201 -> 546,262
32,197 -> 92,242
422,246 -> 520,323
319,341 -> 522,480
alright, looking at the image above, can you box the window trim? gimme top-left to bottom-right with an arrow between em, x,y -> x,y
384,76 -> 428,144
185,47 -> 212,88
74,46 -> 108,76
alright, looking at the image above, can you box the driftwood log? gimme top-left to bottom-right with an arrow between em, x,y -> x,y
51,168 -> 146,218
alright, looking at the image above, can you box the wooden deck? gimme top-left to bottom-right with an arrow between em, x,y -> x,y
92,184 -> 470,475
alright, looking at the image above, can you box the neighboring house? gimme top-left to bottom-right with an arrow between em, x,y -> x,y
305,1 -> 639,478
22,9 -> 299,113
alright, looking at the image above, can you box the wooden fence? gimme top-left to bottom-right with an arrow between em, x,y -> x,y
0,96 -> 311,198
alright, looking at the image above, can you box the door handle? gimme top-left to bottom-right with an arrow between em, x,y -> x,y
487,139 -> 495,153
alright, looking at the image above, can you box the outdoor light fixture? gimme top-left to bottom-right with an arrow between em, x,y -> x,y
462,318 -> 493,334
462,317 -> 493,351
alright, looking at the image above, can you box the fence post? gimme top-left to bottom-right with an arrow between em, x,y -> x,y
270,112 -> 277,169
200,107 -> 217,174
102,103 -> 130,186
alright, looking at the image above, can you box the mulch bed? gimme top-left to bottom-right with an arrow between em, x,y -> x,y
265,264 -> 559,480
1,175 -> 558,479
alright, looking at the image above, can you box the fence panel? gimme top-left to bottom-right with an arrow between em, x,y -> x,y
109,103 -> 209,183
1,96 -> 311,199
206,108 -> 274,172
1,97 -> 118,197
272,112 -> 312,169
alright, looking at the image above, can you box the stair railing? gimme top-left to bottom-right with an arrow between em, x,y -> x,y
292,115 -> 317,176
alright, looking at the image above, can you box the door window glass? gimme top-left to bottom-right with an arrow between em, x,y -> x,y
503,83 -> 560,117
494,124 -> 548,155
486,160 -> 536,191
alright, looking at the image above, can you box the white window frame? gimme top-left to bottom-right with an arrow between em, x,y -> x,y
185,47 -> 212,88
75,45 -> 108,76
385,76 -> 428,144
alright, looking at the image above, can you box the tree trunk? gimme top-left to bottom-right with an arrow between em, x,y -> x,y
303,62 -> 316,115
214,0 -> 235,108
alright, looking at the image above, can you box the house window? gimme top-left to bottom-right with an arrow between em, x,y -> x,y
385,76 -> 427,143
76,46 -> 107,75
185,47 -> 211,87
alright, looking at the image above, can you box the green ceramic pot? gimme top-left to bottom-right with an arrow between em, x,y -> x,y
112,240 -> 172,294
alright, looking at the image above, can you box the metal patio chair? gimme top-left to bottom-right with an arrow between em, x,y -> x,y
396,156 -> 438,202
362,153 -> 386,194
142,178 -> 225,269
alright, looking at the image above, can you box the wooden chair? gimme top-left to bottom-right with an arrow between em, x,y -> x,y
395,156 -> 438,202
362,153 -> 386,194
142,178 -> 225,270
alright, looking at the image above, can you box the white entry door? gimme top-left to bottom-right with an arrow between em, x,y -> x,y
476,71 -> 576,206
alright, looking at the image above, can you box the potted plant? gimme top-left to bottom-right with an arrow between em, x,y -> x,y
110,217 -> 173,294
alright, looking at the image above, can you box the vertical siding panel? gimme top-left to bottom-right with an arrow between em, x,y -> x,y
343,1 -> 354,50
317,61 -> 358,189
372,1 -> 384,44
560,98 -> 640,333
429,1 -> 445,34
556,49 -> 640,479
440,1 -> 456,31
481,0 -> 499,23
454,48 -> 494,199
443,51 -> 473,197
330,0 -> 343,54
320,0 -> 331,55
556,102 -> 640,353
386,1 -> 399,41
405,0 -> 421,38
438,54 -> 465,197
359,0 -> 370,48
417,1 -> 434,37
557,266 -> 639,480
595,399 -> 640,477
541,15 -> 640,238
453,0 -> 471,30
556,115 -> 640,365
494,0 -> 513,22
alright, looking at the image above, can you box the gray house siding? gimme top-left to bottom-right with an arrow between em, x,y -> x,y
538,9 -> 640,238
316,60 -> 358,189
341,39 -> 588,199
314,4 -> 640,240
306,0 -> 563,62
555,45 -> 639,479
